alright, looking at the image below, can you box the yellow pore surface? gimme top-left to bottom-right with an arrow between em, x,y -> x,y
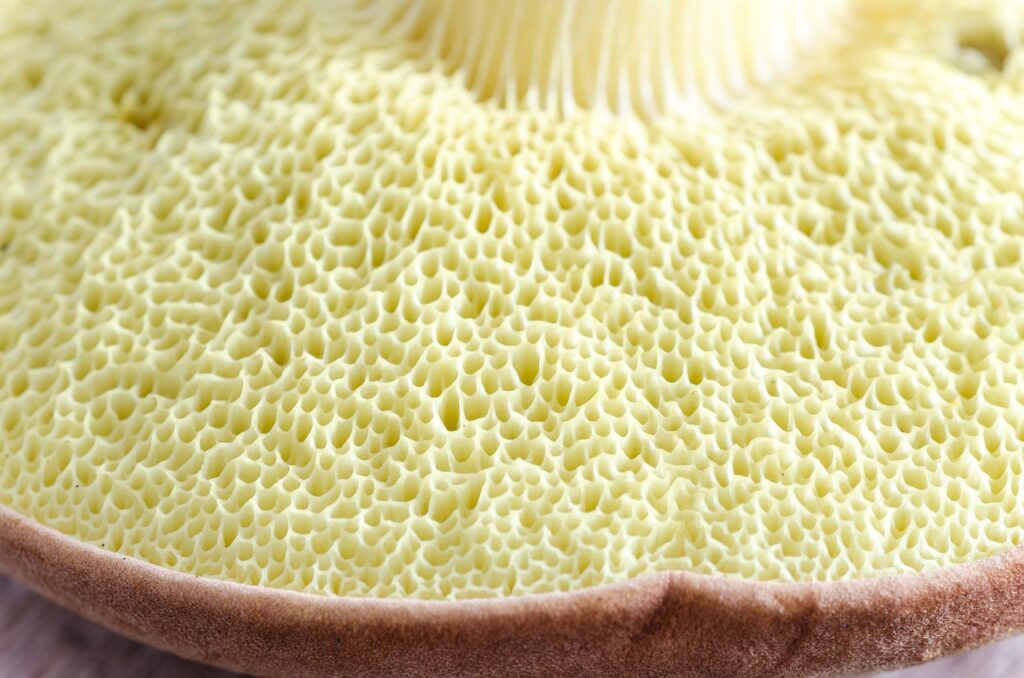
1,0 -> 1024,599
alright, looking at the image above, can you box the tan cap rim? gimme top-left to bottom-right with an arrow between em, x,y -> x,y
2,504 -> 1024,677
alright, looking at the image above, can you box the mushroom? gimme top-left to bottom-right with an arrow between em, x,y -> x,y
1,1 -> 1024,676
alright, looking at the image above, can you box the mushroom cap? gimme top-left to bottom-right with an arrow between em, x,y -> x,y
2,1 -> 1024,674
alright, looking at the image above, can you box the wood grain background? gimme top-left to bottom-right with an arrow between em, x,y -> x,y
1,573 -> 1021,678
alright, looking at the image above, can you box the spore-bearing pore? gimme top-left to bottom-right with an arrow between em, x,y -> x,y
0,0 -> 1022,599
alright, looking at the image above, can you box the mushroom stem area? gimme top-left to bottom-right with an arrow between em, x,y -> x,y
412,0 -> 851,117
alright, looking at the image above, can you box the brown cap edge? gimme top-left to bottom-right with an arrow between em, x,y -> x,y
2,504 -> 1023,677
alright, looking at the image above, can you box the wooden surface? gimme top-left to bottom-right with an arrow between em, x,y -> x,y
1,573 -> 1022,678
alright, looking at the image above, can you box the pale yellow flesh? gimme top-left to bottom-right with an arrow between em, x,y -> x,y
1,0 -> 1024,599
